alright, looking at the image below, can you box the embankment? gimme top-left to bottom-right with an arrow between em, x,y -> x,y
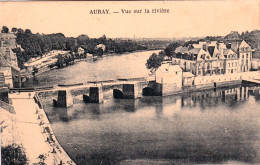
34,92 -> 76,165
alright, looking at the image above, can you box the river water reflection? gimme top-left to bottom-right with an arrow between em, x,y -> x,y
42,85 -> 260,165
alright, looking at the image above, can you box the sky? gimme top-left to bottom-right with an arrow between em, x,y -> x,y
0,1 -> 259,39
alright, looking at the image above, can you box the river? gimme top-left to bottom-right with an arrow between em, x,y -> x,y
24,50 -> 260,165
23,50 -> 161,87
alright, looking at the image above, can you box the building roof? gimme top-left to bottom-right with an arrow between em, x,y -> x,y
170,64 -> 183,72
239,40 -> 250,48
188,48 -> 201,54
207,46 -> 215,57
230,40 -> 251,52
175,46 -> 190,54
223,49 -> 229,56
158,63 -> 183,73
0,33 -> 16,39
183,72 -> 195,78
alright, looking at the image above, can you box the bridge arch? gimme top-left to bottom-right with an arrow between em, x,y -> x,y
113,89 -> 124,99
142,87 -> 156,96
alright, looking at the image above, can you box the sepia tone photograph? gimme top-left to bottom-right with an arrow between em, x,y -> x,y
0,1 -> 260,165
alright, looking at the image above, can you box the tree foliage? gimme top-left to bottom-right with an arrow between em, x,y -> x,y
0,26 -> 152,68
1,26 -> 9,33
146,52 -> 165,73
1,144 -> 28,165
164,42 -> 180,57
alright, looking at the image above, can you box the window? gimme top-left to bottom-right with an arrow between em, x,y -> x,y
246,54 -> 248,58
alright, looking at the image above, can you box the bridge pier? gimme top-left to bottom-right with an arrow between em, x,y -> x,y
122,83 -> 139,99
54,90 -> 73,108
83,85 -> 103,103
113,83 -> 142,99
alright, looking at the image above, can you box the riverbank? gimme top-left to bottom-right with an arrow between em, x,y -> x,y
2,92 -> 75,164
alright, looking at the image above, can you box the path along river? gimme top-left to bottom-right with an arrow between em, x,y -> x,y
24,50 -> 260,165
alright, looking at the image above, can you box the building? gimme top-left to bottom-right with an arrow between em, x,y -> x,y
155,61 -> 183,96
0,33 -> 20,88
229,40 -> 253,72
155,61 -> 183,88
172,40 -> 250,77
95,44 -> 106,51
223,49 -> 239,74
77,47 -> 85,55
173,45 -> 221,76
182,72 -> 195,87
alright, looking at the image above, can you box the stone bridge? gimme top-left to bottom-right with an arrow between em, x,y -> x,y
54,80 -> 163,107
83,81 -> 158,104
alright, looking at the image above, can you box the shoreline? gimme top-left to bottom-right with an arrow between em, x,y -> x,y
2,92 -> 76,165
34,93 -> 76,165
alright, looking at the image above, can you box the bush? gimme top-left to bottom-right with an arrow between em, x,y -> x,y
1,144 -> 28,165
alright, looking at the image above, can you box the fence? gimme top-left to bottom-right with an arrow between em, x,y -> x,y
34,93 -> 44,109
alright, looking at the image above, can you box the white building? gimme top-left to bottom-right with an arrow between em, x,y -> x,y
155,62 -> 183,88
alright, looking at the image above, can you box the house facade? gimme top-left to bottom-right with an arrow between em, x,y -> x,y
229,40 -> 253,72
172,40 -> 251,77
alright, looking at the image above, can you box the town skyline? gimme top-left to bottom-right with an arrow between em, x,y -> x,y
0,1 -> 259,39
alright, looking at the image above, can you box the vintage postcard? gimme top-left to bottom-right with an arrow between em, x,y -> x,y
0,1 -> 260,165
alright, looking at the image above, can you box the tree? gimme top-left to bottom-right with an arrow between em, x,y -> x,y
25,29 -> 32,34
56,54 -> 64,68
1,26 -> 9,33
17,28 -> 24,34
94,47 -> 104,57
183,40 -> 197,47
164,42 -> 180,58
224,31 -> 240,40
11,27 -> 17,33
146,53 -> 164,73
1,144 -> 28,165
